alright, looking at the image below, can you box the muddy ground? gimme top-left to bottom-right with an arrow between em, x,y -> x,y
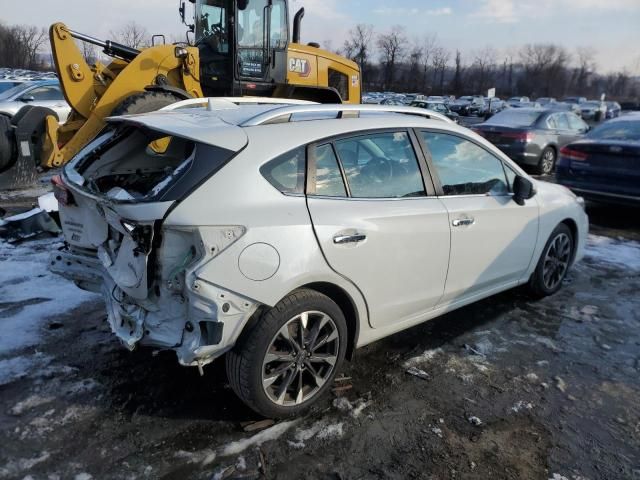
1,185 -> 639,480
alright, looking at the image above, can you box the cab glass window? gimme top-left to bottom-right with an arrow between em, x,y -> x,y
313,144 -> 346,197
270,0 -> 288,49
260,147 -> 306,194
421,131 -> 509,196
328,69 -> 349,102
334,132 -> 425,198
238,0 -> 268,47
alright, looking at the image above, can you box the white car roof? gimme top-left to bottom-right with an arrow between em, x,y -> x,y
106,100 -> 455,151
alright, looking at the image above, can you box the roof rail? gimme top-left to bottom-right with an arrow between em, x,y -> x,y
161,97 -> 318,112
239,104 -> 454,126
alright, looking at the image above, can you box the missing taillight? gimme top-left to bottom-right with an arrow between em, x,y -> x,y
51,175 -> 75,206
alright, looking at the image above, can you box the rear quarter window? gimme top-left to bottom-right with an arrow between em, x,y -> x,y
260,147 -> 306,194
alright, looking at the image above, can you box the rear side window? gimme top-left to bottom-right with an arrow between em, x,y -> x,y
555,114 -> 570,130
421,131 -> 509,196
260,147 -> 306,194
328,69 -> 349,102
567,114 -> 587,131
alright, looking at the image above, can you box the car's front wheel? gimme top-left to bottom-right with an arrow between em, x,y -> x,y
527,223 -> 574,298
226,289 -> 347,418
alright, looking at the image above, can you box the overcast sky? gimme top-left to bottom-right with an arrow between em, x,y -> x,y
4,0 -> 640,74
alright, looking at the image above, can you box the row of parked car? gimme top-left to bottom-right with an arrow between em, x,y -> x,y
364,91 -> 624,121
469,106 -> 639,205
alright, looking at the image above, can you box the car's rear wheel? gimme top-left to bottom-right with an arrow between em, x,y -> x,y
226,289 -> 347,418
0,115 -> 15,172
536,147 -> 556,175
527,223 -> 573,298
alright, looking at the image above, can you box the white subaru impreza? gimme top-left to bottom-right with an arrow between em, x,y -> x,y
51,100 -> 588,417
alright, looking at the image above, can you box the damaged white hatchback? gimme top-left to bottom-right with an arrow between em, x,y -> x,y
51,101 -> 588,417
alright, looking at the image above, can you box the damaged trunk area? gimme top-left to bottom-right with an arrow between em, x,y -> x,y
53,124 -> 256,366
71,128 -> 196,202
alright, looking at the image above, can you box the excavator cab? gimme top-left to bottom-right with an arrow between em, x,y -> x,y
194,0 -> 289,96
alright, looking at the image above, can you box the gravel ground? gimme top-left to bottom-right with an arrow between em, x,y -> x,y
1,188 -> 639,480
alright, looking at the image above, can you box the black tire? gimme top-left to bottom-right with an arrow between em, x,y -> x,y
527,223 -> 574,298
0,115 -> 16,172
535,146 -> 556,175
111,91 -> 182,116
10,105 -> 36,126
226,289 -> 348,418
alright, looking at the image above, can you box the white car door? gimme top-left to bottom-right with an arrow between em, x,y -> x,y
306,130 -> 451,329
418,130 -> 539,306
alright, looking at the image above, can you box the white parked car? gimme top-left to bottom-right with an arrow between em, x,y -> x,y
51,100 -> 588,417
0,80 -> 71,122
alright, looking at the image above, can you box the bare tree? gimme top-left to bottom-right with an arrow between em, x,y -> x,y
343,24 -> 374,73
406,41 -> 423,92
0,24 -> 48,69
110,21 -> 150,49
377,25 -> 407,90
468,47 -> 497,93
420,34 -> 438,92
431,47 -> 450,94
77,40 -> 98,65
452,50 -> 463,95
519,44 -> 571,97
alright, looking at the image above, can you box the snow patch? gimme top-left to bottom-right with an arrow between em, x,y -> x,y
0,353 -> 52,386
511,400 -> 534,413
10,394 -> 54,415
585,235 -> 640,271
403,347 -> 443,368
0,237 -> 99,356
316,422 -> 344,440
289,420 -> 345,448
332,396 -> 371,418
0,452 -> 50,477
220,420 -> 299,457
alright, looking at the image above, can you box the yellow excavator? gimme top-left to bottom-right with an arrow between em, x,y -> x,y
0,0 -> 360,188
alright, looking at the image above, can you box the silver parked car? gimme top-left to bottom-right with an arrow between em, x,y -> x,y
51,100 -> 588,417
0,80 -> 70,122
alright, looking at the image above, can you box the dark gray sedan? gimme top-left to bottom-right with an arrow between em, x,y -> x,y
472,108 -> 589,174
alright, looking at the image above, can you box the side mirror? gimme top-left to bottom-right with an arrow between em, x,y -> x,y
20,95 -> 35,102
513,175 -> 536,205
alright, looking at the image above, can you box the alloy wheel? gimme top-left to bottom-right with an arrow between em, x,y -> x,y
542,233 -> 571,290
541,149 -> 556,175
262,311 -> 339,406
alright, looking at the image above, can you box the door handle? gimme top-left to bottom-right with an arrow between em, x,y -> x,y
452,217 -> 475,227
333,234 -> 367,245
